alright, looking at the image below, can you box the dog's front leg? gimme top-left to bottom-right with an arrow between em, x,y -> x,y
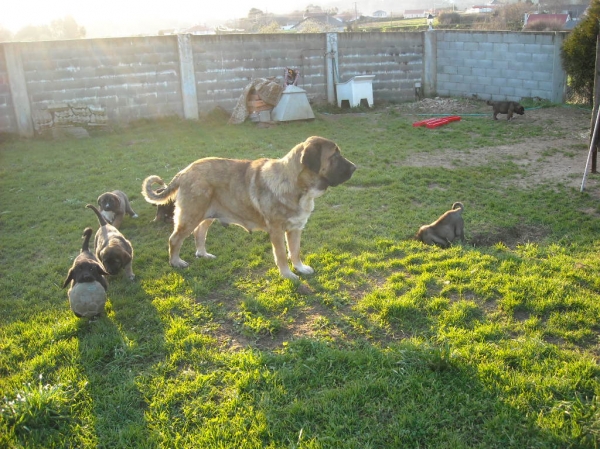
269,228 -> 298,280
193,219 -> 216,259
286,229 -> 314,275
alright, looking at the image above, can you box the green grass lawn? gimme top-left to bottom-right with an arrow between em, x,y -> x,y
1,104 -> 599,448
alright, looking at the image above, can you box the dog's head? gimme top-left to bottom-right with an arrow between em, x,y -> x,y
514,104 -> 525,115
99,245 -> 132,276
300,136 -> 356,188
97,192 -> 121,212
63,256 -> 109,288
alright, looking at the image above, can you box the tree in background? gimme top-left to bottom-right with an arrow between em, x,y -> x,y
10,16 -> 85,41
474,3 -> 530,31
561,0 -> 600,104
258,22 -> 282,33
50,16 -> 86,40
0,27 -> 13,42
14,25 -> 53,41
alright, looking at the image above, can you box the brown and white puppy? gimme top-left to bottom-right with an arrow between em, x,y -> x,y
486,100 -> 525,121
87,204 -> 135,280
142,136 -> 356,280
63,227 -> 109,290
97,190 -> 138,228
417,202 -> 465,248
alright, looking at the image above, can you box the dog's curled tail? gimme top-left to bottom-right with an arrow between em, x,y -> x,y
452,202 -> 464,212
86,204 -> 108,227
142,175 -> 179,205
81,227 -> 93,252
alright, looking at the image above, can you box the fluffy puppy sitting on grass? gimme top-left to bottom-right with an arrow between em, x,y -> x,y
63,227 -> 109,290
87,204 -> 135,280
97,190 -> 138,228
416,202 -> 465,248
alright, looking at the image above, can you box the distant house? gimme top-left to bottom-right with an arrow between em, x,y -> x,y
372,10 -> 388,18
465,5 -> 494,13
183,24 -> 215,35
523,13 -> 572,29
404,10 -> 427,18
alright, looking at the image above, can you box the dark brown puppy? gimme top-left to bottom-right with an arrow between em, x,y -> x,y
417,202 -> 465,248
87,204 -> 135,280
142,136 -> 356,280
97,190 -> 138,228
150,186 -> 175,223
63,227 -> 109,290
486,100 -> 525,121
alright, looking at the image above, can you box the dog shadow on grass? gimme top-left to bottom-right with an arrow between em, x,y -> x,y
73,274 -> 167,446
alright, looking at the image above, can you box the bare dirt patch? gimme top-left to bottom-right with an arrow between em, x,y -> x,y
398,99 -> 595,190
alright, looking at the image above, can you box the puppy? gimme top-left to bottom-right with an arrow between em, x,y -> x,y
141,136 -> 356,280
87,204 -> 135,280
417,202 -> 465,248
151,186 -> 175,223
63,227 -> 109,291
486,100 -> 525,120
97,190 -> 138,228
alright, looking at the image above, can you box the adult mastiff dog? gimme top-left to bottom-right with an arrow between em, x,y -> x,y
142,136 -> 356,280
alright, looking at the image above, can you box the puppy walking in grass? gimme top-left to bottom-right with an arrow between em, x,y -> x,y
63,227 -> 109,290
417,202 -> 465,248
87,204 -> 135,280
97,190 -> 138,228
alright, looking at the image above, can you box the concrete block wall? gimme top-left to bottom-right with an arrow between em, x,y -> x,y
19,36 -> 183,124
0,30 -> 568,136
337,32 -> 423,103
192,33 -> 327,112
0,46 -> 17,134
436,31 -> 567,103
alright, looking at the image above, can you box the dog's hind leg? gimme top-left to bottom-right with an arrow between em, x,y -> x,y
169,203 -> 207,268
286,230 -> 314,275
193,219 -> 217,259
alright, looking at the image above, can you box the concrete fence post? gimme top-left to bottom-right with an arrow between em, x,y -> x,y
551,32 -> 567,103
326,33 -> 339,105
177,34 -> 199,120
423,30 -> 437,98
4,44 -> 33,137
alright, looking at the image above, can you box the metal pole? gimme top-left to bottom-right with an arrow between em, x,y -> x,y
580,110 -> 600,192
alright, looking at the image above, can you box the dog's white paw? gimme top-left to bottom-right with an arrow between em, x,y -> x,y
132,214 -> 138,218
195,251 -> 216,259
170,258 -> 189,268
294,263 -> 314,275
281,270 -> 300,282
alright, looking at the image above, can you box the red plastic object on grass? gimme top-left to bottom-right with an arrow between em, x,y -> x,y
413,115 -> 461,129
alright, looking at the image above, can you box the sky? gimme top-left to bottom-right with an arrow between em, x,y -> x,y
2,1 -> 430,37
2,0 -> 293,35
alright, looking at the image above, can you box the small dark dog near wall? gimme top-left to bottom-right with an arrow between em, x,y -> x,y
63,227 -> 109,290
486,100 -> 525,121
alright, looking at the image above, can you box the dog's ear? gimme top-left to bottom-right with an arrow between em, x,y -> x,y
62,269 -> 74,288
97,264 -> 110,277
300,140 -> 322,173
